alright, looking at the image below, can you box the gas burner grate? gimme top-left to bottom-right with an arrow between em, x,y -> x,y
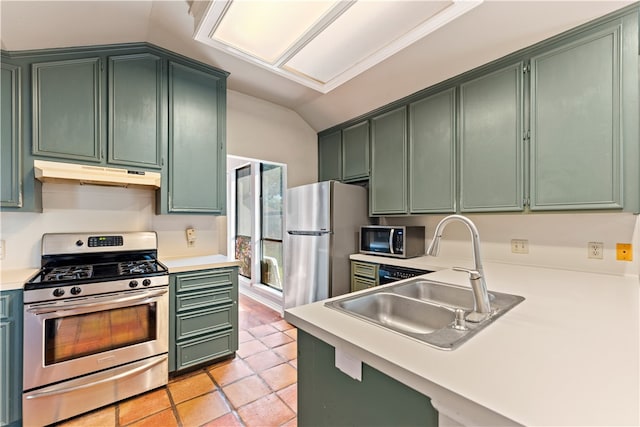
118,260 -> 157,275
44,265 -> 94,282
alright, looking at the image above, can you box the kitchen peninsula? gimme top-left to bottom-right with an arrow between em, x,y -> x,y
285,261 -> 640,426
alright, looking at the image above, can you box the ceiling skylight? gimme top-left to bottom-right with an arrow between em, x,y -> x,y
193,0 -> 483,93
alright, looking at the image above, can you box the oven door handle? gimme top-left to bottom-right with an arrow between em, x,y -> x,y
26,289 -> 168,315
24,355 -> 167,400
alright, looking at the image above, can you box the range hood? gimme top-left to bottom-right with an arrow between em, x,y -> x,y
34,160 -> 161,189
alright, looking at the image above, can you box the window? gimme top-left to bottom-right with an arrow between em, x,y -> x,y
235,165 -> 252,278
260,164 -> 284,290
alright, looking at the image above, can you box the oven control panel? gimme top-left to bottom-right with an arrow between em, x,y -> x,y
88,235 -> 124,247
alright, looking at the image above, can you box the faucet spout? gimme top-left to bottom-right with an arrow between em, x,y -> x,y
427,215 -> 491,321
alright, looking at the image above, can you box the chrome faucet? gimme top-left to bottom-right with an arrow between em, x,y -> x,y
427,215 -> 492,322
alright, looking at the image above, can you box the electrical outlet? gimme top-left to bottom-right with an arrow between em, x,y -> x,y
186,228 -> 196,247
587,242 -> 603,259
616,243 -> 632,261
511,239 -> 529,254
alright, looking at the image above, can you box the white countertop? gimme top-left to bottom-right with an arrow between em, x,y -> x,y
160,254 -> 241,273
285,262 -> 640,426
0,268 -> 38,291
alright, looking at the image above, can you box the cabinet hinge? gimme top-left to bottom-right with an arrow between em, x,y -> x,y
523,62 -> 531,74
523,130 -> 531,141
523,197 -> 530,207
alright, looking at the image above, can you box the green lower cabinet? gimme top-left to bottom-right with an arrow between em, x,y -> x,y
0,290 -> 23,427
350,261 -> 379,292
530,22 -> 623,210
459,62 -> 524,212
297,330 -> 438,427
169,267 -> 239,373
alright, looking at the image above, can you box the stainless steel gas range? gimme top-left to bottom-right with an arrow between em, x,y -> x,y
23,232 -> 169,426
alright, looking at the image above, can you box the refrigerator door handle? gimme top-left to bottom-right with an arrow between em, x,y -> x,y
287,230 -> 332,236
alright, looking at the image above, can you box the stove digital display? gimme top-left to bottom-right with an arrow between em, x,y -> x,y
88,235 -> 124,247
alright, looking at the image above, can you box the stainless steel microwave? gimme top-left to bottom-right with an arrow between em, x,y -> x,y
359,226 -> 425,258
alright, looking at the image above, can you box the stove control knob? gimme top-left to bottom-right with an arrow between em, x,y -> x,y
142,279 -> 151,287
53,288 -> 65,297
75,240 -> 84,247
129,280 -> 139,288
70,286 -> 82,295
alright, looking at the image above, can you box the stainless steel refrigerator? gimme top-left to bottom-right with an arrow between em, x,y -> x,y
284,181 -> 368,309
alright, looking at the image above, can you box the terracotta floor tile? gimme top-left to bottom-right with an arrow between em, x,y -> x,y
203,412 -> 244,427
273,342 -> 297,361
260,363 -> 297,392
168,371 -> 216,403
57,404 -> 116,427
249,323 -> 279,338
244,350 -> 286,373
118,388 -> 172,425
209,357 -> 254,386
277,383 -> 297,412
237,339 -> 269,359
222,375 -> 271,409
289,358 -> 298,369
239,330 -> 253,343
284,328 -> 297,340
282,417 -> 298,427
238,393 -> 295,427
127,408 -> 178,427
259,331 -> 294,349
176,391 -> 229,426
272,319 -> 295,331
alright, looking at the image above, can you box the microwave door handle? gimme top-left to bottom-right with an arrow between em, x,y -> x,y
389,229 -> 395,254
26,288 -> 168,315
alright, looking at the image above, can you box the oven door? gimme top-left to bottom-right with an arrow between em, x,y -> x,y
23,287 -> 168,391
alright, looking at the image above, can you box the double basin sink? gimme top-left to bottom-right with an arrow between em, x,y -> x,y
325,278 -> 524,350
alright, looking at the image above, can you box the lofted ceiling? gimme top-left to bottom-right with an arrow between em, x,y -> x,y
0,1 -> 635,132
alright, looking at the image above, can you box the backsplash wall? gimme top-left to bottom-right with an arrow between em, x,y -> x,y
379,212 -> 640,277
0,183 -> 221,271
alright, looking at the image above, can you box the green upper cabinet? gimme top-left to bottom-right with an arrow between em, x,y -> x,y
530,24 -> 623,210
459,62 -> 524,212
1,62 -> 22,208
108,53 -> 164,169
164,60 -> 226,214
370,106 -> 407,215
408,88 -> 456,213
342,121 -> 369,182
318,130 -> 342,182
32,57 -> 102,162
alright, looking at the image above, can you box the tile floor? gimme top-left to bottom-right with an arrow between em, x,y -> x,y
57,295 -> 297,427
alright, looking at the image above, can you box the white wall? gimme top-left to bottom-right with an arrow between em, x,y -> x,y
379,212 -> 640,277
226,89 -> 317,189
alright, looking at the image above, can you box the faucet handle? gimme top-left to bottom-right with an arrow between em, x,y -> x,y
453,267 -> 482,280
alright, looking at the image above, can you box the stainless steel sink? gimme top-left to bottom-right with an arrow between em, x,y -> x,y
325,278 -> 524,350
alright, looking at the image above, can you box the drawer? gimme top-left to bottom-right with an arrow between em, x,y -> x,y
175,329 -> 237,371
175,286 -> 233,312
351,277 -> 377,292
176,303 -> 236,341
175,269 -> 236,293
0,292 -> 18,320
352,261 -> 378,280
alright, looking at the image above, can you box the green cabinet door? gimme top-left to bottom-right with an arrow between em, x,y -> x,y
530,25 -> 623,210
409,88 -> 456,213
1,62 -> 22,208
166,61 -> 226,214
370,106 -> 408,215
108,53 -> 164,169
32,57 -> 102,162
0,290 -> 23,427
459,62 -> 524,212
342,121 -> 369,182
318,130 -> 342,181
297,330 -> 437,427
